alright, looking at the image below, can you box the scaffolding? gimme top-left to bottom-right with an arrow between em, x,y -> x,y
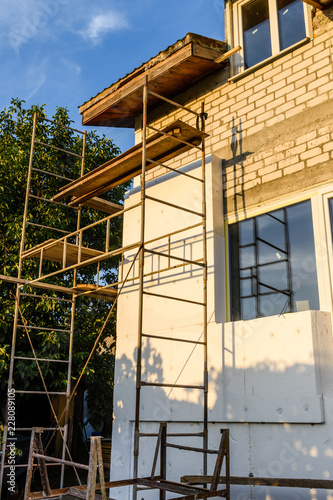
1,78 -> 230,499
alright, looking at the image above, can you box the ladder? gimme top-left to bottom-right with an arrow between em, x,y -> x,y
132,78 -> 210,498
0,114 -> 86,495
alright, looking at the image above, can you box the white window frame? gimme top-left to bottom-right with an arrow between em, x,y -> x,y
232,0 -> 312,75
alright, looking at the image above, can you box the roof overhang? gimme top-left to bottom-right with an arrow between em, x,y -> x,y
79,33 -> 228,128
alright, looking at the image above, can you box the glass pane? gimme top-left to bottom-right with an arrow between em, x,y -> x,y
240,277 -> 253,297
240,245 -> 255,269
241,297 -> 256,320
287,200 -> 319,312
239,218 -> 254,245
257,211 -> 286,265
260,293 -> 287,317
242,0 -> 272,69
277,0 -> 306,51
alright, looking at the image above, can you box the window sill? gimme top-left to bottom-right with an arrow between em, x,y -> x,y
229,37 -> 312,83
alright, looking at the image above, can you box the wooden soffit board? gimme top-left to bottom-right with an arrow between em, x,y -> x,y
79,33 -> 227,128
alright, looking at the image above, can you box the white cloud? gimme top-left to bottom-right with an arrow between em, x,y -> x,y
80,11 -> 128,44
0,0 -> 67,51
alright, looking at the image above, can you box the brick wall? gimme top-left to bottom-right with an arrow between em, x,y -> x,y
139,7 -> 333,216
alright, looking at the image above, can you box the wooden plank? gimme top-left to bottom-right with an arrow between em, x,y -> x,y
68,488 -> 105,500
53,120 -> 208,205
214,46 -> 242,64
300,0 -> 323,8
181,476 -> 333,489
22,239 -> 104,265
72,284 -> 117,301
80,197 -> 124,215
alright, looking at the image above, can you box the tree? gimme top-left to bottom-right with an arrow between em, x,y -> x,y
0,98 -> 127,442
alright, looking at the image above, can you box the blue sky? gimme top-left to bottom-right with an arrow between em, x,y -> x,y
0,0 -> 225,153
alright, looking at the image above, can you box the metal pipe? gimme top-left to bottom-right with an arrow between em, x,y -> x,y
142,333 -> 205,345
21,293 -> 74,303
146,158 -> 203,182
145,195 -> 204,218
14,356 -> 69,363
144,248 -> 204,267
147,90 -> 201,117
35,140 -> 83,158
27,221 -> 71,234
201,101 -> 208,478
32,453 -> 89,471
28,194 -> 79,210
37,115 -> 85,134
143,291 -> 205,307
133,75 -> 148,500
147,125 -> 203,151
31,167 -> 74,182
141,382 -> 204,390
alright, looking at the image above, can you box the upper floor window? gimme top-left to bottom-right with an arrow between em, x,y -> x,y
233,0 -> 311,72
229,200 -> 320,321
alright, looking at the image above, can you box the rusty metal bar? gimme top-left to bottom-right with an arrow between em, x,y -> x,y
201,101 -> 208,478
146,222 -> 203,246
16,390 -> 67,395
38,248 -> 43,278
144,248 -> 205,267
27,221 -> 71,234
147,90 -> 201,117
32,453 -> 89,470
16,427 -> 64,431
29,193 -> 79,209
145,194 -> 204,217
21,293 -> 74,303
17,325 -> 71,333
141,382 -> 204,390
150,423 -> 165,480
37,115 -> 85,134
31,167 -> 75,182
143,291 -> 205,307
35,140 -> 83,158
210,430 -> 228,492
133,76 -> 149,500
181,476 -> 333,489
142,333 -> 205,345
160,424 -> 167,500
166,443 -> 219,454
14,356 -> 69,363
147,124 -> 203,151
146,157 -> 203,182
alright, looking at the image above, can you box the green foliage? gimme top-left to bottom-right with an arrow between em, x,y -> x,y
0,98 -> 127,431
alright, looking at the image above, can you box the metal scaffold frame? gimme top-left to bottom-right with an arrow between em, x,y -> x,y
1,77 -> 231,500
0,114 -> 87,497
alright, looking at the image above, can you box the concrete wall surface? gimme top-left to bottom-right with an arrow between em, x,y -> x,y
110,154 -> 333,499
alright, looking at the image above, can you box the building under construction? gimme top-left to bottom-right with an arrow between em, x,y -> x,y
2,0 -> 333,498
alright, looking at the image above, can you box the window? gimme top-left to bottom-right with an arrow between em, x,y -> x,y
233,0 -> 310,72
229,200 -> 320,321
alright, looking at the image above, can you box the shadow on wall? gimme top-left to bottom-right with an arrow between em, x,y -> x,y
222,117 -> 253,219
111,338 -> 333,499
